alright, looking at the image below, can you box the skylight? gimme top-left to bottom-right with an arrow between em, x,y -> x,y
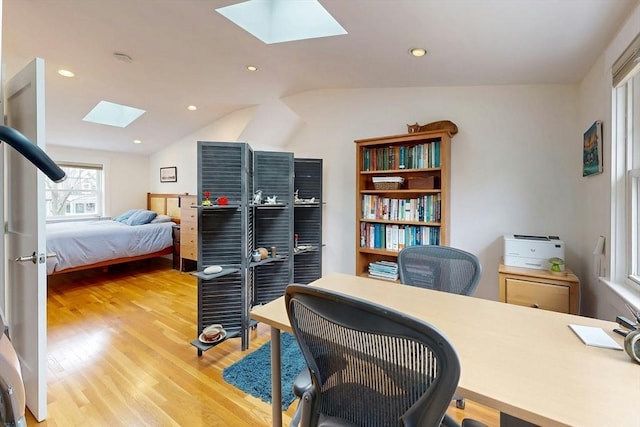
83,101 -> 145,128
216,0 -> 347,45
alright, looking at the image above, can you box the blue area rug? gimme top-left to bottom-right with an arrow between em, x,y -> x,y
223,333 -> 306,410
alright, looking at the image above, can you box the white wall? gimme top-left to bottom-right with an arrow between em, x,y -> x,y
576,3 -> 640,320
150,106 -> 260,195
47,145 -> 150,216
155,85 -> 580,302
281,85 -> 580,301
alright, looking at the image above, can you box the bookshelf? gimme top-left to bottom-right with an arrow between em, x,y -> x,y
354,129 -> 454,280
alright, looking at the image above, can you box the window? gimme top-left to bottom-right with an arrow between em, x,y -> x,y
45,162 -> 104,219
612,33 -> 640,291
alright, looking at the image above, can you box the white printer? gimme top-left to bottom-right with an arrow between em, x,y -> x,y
503,234 -> 565,270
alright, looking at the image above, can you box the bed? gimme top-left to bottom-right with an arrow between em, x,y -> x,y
46,193 -> 186,275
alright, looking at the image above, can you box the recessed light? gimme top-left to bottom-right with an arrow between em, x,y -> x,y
58,69 -> 75,77
247,65 -> 258,72
409,48 -> 427,57
133,139 -> 142,144
187,105 -> 197,111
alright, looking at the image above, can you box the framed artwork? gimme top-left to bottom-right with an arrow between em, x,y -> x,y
160,166 -> 177,183
583,120 -> 603,177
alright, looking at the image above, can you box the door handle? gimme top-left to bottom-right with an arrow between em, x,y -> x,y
15,252 -> 57,264
15,252 -> 37,264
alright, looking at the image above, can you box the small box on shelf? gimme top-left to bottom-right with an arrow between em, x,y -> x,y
406,176 -> 438,189
372,176 -> 404,190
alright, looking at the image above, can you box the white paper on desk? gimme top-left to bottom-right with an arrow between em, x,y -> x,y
569,324 -> 623,350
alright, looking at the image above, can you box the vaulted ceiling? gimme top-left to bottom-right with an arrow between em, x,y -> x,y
3,0 -> 637,154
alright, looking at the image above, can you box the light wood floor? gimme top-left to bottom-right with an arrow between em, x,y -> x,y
28,258 -> 499,426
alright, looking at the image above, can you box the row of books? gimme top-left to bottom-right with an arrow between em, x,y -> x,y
360,222 -> 441,250
362,141 -> 440,171
368,260 -> 398,281
361,194 -> 441,222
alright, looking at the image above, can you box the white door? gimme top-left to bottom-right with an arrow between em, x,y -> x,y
5,57 -> 48,421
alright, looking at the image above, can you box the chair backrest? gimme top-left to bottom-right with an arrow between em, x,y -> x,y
397,246 -> 482,296
285,284 -> 460,427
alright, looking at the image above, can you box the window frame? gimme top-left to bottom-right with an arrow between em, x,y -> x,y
611,33 -> 640,294
45,162 -> 105,220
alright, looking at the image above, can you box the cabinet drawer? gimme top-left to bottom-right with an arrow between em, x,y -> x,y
181,243 -> 198,260
181,222 -> 198,238
181,209 -> 198,223
505,278 -> 569,313
181,231 -> 198,245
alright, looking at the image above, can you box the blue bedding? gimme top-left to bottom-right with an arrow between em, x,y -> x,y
46,220 -> 175,274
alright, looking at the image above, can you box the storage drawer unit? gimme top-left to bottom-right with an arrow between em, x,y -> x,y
498,262 -> 580,314
180,195 -> 198,271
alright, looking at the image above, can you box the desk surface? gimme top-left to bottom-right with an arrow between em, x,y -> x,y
251,273 -> 640,427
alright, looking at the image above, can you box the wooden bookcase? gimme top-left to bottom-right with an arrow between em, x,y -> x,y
354,130 -> 454,279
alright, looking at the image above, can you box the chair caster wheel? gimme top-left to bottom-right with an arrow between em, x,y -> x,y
456,399 -> 465,409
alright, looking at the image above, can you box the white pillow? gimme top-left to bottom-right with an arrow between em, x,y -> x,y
150,214 -> 172,224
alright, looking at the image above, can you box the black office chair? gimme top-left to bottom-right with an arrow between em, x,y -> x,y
397,245 -> 482,410
285,284 -> 483,427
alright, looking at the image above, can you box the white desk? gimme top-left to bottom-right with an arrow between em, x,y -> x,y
250,273 -> 640,427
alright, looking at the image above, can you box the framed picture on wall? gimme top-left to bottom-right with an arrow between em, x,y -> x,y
160,166 -> 177,183
583,120 -> 603,177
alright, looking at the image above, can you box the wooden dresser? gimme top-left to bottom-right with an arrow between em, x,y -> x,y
498,262 -> 580,315
179,195 -> 198,271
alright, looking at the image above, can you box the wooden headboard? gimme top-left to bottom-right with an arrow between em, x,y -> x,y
147,193 -> 188,224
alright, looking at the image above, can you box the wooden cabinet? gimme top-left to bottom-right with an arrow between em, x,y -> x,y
498,263 -> 580,314
179,194 -> 198,271
354,130 -> 453,279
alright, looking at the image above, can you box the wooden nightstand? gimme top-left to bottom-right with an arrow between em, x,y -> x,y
498,262 -> 580,315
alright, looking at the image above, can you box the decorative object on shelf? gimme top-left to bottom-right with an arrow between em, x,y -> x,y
202,191 -> 212,206
294,233 -> 299,250
253,189 -> 263,204
297,197 -> 316,204
160,166 -> 177,183
199,324 -> 226,344
270,246 -> 277,258
583,120 -> 603,177
265,195 -> 277,204
217,196 -> 228,206
257,247 -> 269,259
252,250 -> 262,262
548,257 -> 566,275
407,120 -> 458,135
294,189 -> 301,203
203,265 -> 223,275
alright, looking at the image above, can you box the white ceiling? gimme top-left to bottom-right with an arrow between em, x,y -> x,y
2,0 -> 637,155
